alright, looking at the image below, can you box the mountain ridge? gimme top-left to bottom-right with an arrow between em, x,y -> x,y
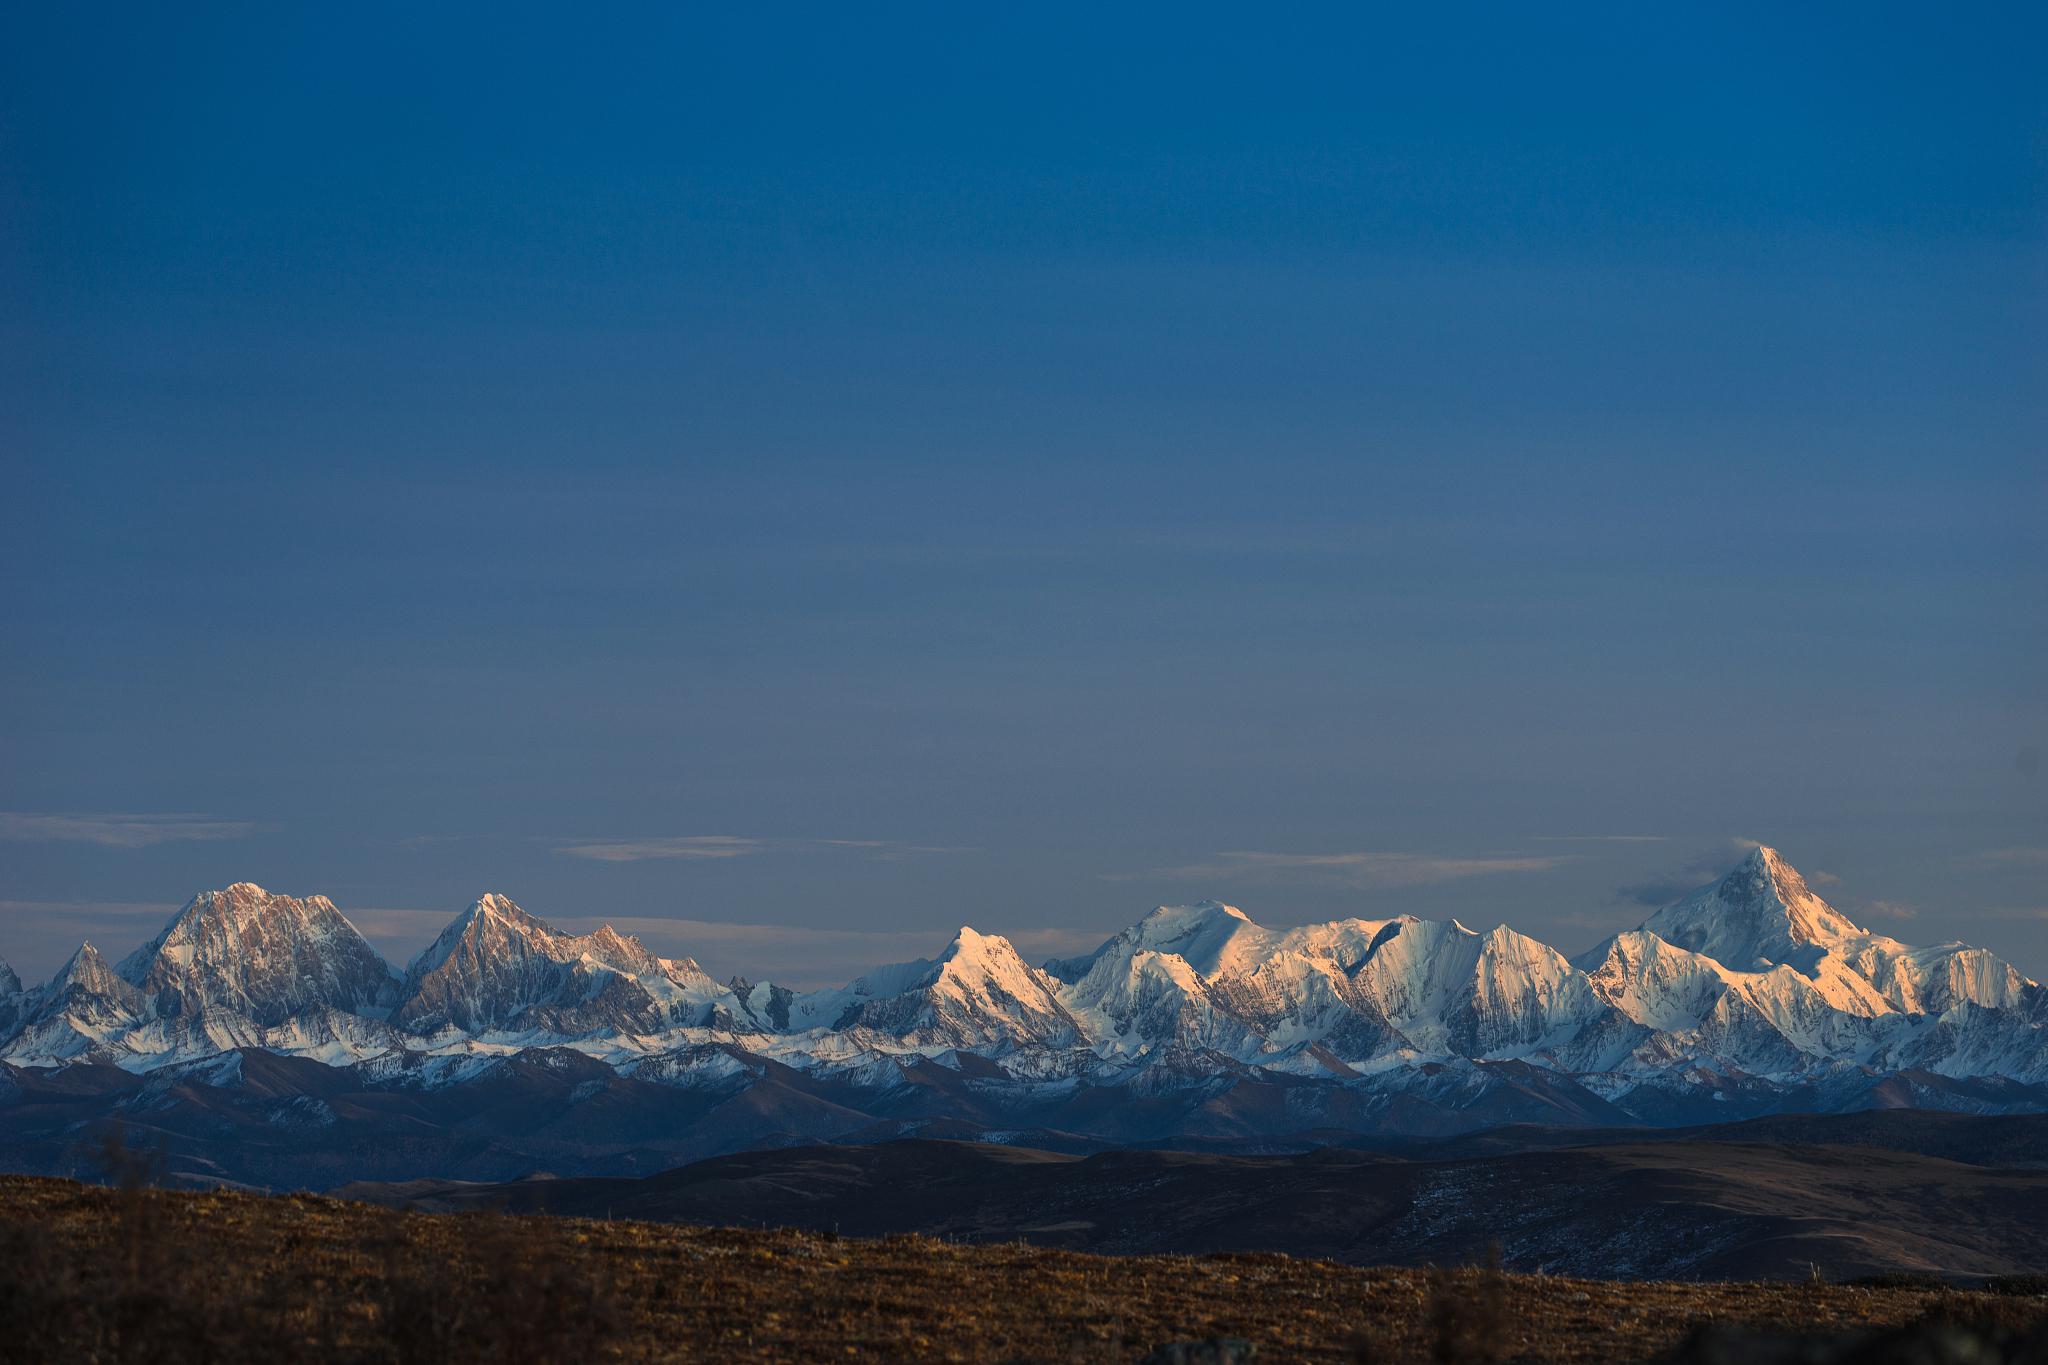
2,845 -> 2043,1164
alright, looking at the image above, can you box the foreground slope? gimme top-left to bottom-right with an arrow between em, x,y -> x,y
338,1129 -> 2048,1281
5,1174 -> 2042,1365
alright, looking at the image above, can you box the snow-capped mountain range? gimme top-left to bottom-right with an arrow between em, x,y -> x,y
2,847 -> 2044,1136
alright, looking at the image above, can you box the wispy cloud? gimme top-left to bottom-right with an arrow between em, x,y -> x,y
1613,837 -> 1762,908
555,836 -> 767,863
1861,899 -> 1918,922
0,812 -> 258,848
1614,876 -> 1697,908
1133,850 -> 1569,889
816,839 -> 973,860
1963,847 -> 2048,869
553,836 -> 970,864
0,898 -> 183,926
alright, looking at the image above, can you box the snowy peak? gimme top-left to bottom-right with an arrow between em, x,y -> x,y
395,894 -> 599,1033
1050,903 -> 1415,1064
787,925 -> 1080,1049
1641,845 -> 1863,973
0,940 -> 151,1065
929,926 -> 1069,1011
50,941 -> 131,999
402,892 -> 578,981
583,923 -> 663,976
408,892 -> 544,972
1605,845 -> 2041,1032
1046,900 -> 1267,984
1740,845 -> 1865,942
1351,917 -> 1599,1057
2,852 -> 2043,1099
392,893 -> 732,1036
1159,899 -> 1253,925
0,957 -> 18,998
1575,929 -> 1740,1031
405,894 -> 671,979
116,883 -> 400,1026
15,941 -> 147,1038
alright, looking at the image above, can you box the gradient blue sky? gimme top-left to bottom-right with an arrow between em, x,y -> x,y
2,4 -> 2043,985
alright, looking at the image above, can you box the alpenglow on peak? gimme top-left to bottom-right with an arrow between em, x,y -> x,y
1,845 -> 2041,1134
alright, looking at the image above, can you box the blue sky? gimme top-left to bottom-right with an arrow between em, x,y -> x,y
2,4 -> 2043,984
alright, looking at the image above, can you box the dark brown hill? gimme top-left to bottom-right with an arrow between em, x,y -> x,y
7,1174 -> 2046,1364
340,1133 -> 2048,1281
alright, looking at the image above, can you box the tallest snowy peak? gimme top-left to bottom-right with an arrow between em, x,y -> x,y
1723,844 -> 1861,938
1641,843 -> 1864,973
1739,843 -> 1799,882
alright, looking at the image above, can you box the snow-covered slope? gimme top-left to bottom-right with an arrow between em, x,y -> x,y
1051,902 -> 1409,1066
1646,846 -> 1862,972
1575,847 -> 2045,1085
1575,930 -> 1741,1033
1350,918 -> 1621,1060
781,926 -> 1080,1050
391,894 -> 738,1038
0,845 -> 2042,1119
3,942 -> 149,1064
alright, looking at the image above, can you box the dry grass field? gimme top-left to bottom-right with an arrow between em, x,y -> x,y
1,1173 -> 2043,1363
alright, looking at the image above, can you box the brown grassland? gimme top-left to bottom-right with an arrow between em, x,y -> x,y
1,1172 -> 2043,1364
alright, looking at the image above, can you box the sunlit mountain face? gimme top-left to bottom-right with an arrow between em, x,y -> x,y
2,847 -> 2041,1178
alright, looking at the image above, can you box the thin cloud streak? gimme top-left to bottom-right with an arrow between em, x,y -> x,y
1980,906 -> 2048,923
552,836 -> 971,864
1133,850 -> 1570,889
555,836 -> 765,863
0,812 -> 259,848
1614,837 -> 1764,908
1860,899 -> 1919,922
1614,877 -> 1696,908
815,839 -> 975,860
1964,848 -> 2048,868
